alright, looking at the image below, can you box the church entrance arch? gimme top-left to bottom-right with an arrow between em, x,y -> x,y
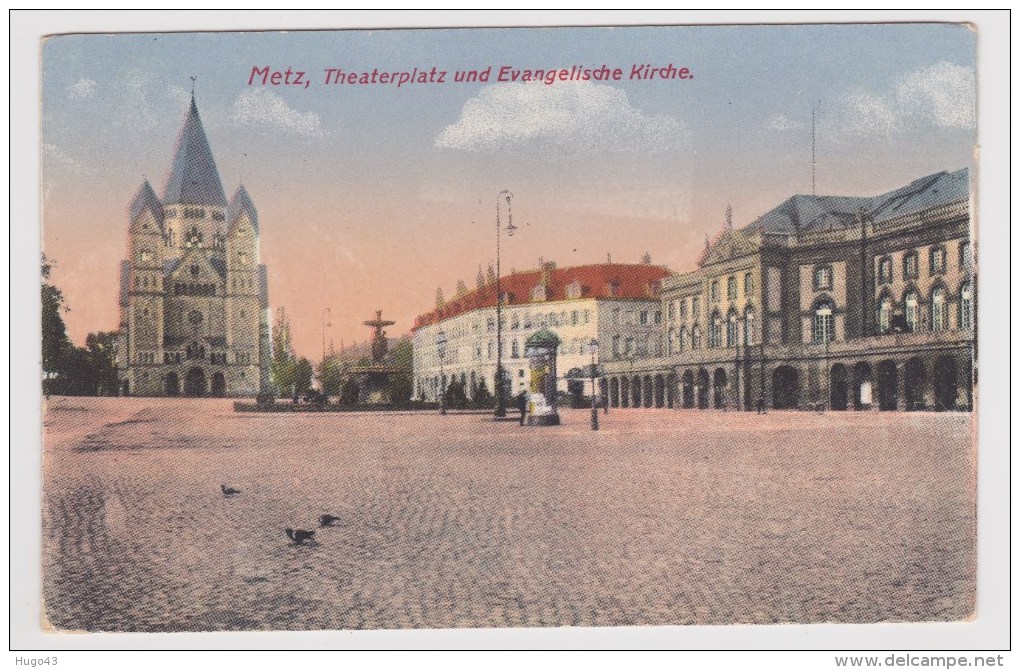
713,368 -> 728,409
904,358 -> 926,411
852,362 -> 873,410
830,364 -> 849,411
772,366 -> 799,409
211,372 -> 226,397
696,368 -> 710,409
877,360 -> 898,411
165,372 -> 180,397
184,367 -> 206,397
933,356 -> 958,411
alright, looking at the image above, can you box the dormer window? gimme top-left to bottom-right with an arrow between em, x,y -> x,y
531,284 -> 547,302
903,252 -> 919,280
878,256 -> 893,284
565,280 -> 582,300
929,246 -> 947,275
813,265 -> 833,291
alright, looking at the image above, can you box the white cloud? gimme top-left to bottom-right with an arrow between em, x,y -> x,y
67,77 -> 97,99
436,82 -> 688,153
42,142 -> 94,176
231,89 -> 325,138
835,61 -> 975,137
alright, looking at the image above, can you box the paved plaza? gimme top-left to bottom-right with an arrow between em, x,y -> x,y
41,398 -> 975,631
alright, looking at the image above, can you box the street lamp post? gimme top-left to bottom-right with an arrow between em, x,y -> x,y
436,330 -> 447,415
321,307 -> 331,367
589,339 -> 600,431
494,190 -> 516,419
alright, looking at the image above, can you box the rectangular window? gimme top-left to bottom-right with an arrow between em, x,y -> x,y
744,273 -> 754,297
680,299 -> 688,320
571,310 -> 578,326
654,311 -> 662,324
583,310 -> 591,324
667,302 -> 675,321
711,281 -> 720,302
878,257 -> 893,284
691,297 -> 700,318
612,335 -> 620,356
930,247 -> 947,275
727,276 -> 737,300
814,266 -> 833,290
640,311 -> 648,325
904,253 -> 919,280
959,242 -> 972,269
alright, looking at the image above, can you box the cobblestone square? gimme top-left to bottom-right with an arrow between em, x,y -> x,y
42,398 -> 975,631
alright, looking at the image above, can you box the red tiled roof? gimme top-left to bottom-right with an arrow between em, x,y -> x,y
413,263 -> 672,330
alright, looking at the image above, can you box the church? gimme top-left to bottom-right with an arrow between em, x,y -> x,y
116,95 -> 270,397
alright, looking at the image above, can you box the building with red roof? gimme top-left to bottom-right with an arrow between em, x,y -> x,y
412,260 -> 672,402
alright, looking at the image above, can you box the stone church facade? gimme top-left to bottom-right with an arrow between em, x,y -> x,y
116,96 -> 269,397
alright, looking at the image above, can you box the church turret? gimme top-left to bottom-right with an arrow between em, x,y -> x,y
162,95 -> 227,253
226,185 -> 261,375
126,180 -> 166,382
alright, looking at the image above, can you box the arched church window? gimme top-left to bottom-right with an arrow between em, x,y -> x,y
812,300 -> 835,343
959,283 -> 973,330
931,287 -> 948,331
878,295 -> 893,334
743,306 -> 755,345
904,291 -> 919,332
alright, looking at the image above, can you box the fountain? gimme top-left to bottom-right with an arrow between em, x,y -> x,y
349,310 -> 400,404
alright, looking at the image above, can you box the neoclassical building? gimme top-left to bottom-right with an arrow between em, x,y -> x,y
116,96 -> 270,397
602,168 -> 975,412
412,261 -> 672,401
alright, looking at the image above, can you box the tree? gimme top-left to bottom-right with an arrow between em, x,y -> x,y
384,338 -> 414,404
270,307 -> 296,396
340,378 -> 360,406
85,331 -> 120,396
472,377 -> 494,409
41,255 -> 72,386
318,356 -> 345,397
293,357 -> 313,395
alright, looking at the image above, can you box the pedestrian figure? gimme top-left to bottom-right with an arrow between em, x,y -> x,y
517,391 -> 528,426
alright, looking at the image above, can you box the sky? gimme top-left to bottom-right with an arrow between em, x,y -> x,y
40,22 -> 976,360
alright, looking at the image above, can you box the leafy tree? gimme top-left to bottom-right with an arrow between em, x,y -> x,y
444,377 -> 468,409
270,307 -> 296,396
41,255 -> 72,384
340,378 -> 360,406
472,377 -> 494,409
384,338 -> 414,404
318,356 -> 345,396
293,357 -> 313,395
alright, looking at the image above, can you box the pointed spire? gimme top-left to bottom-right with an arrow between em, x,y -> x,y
129,180 -> 164,227
227,184 -> 259,232
162,97 -> 227,207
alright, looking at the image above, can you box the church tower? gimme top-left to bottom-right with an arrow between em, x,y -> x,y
118,94 -> 269,397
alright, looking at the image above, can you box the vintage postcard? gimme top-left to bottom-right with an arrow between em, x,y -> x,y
28,16 -> 996,645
